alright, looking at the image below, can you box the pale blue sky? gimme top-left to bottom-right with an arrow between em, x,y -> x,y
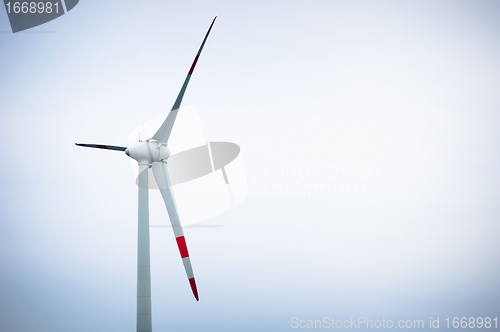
1,1 -> 499,331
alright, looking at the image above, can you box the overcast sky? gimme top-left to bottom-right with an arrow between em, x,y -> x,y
1,1 -> 499,331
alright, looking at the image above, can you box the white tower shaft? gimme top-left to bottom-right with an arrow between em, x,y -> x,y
137,164 -> 152,332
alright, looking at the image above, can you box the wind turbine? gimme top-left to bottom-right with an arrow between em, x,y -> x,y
76,17 -> 217,332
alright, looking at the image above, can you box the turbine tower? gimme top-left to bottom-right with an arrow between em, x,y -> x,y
76,17 -> 217,332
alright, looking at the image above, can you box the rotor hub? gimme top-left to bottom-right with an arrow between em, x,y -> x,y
125,140 -> 171,164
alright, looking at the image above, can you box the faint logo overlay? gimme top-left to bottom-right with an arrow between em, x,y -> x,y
3,0 -> 79,33
249,162 -> 378,198
129,105 -> 248,226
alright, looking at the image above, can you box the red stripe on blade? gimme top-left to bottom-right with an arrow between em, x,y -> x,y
189,277 -> 199,301
188,55 -> 200,75
176,236 -> 189,258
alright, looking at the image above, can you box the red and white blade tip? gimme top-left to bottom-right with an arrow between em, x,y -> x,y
189,278 -> 199,301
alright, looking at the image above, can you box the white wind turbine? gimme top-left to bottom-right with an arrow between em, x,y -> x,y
76,17 -> 217,332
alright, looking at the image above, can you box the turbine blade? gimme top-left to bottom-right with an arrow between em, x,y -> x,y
75,143 -> 126,151
137,164 -> 152,331
151,162 -> 200,301
152,16 -> 217,144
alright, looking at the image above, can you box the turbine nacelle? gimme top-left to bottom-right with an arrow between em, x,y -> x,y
125,139 -> 171,165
